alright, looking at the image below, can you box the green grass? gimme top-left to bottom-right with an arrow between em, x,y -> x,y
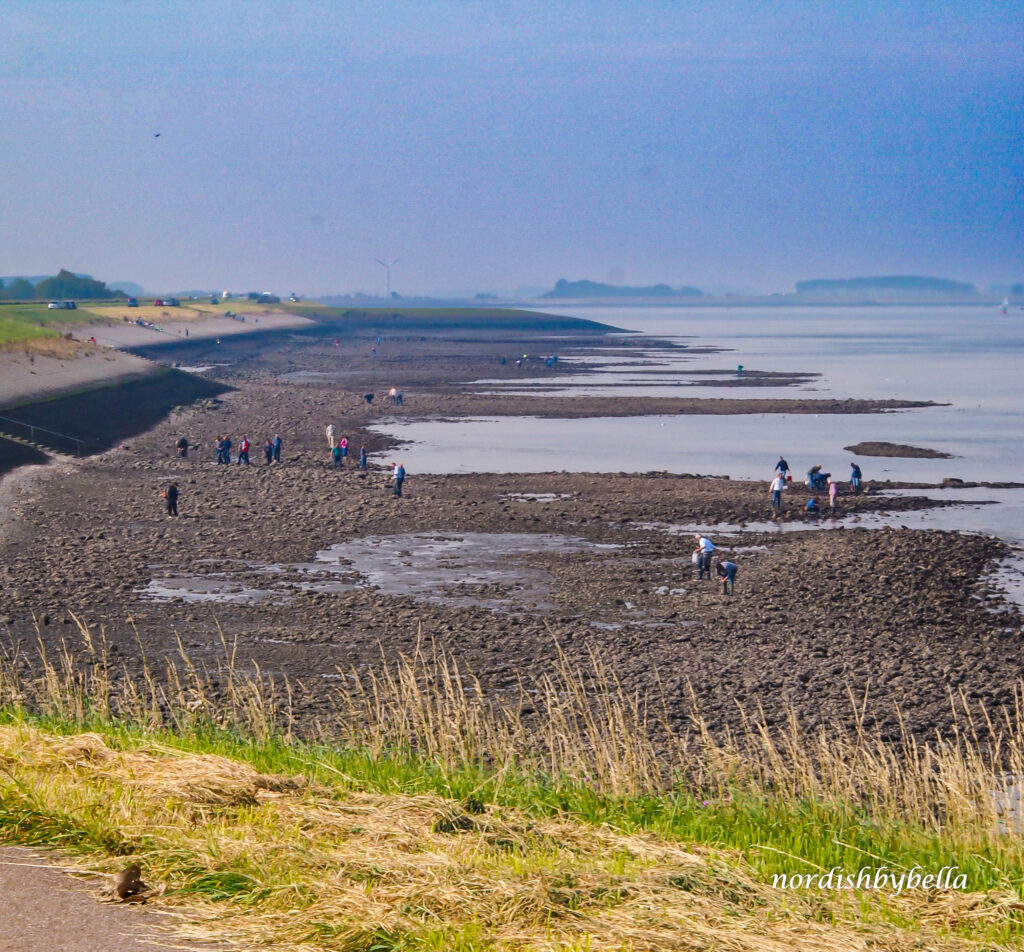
2,708 -> 1024,945
23,712 -> 1015,899
0,302 -> 103,331
1,631 -> 1022,949
0,313 -> 59,344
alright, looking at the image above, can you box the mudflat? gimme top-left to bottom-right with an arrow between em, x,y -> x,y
0,316 -> 1016,744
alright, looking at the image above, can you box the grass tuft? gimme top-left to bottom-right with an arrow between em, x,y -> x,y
0,617 -> 1022,949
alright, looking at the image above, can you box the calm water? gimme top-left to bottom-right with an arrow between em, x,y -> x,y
370,304 -> 1024,545
373,304 -> 1023,481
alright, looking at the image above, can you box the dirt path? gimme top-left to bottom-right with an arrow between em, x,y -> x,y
0,845 -> 218,951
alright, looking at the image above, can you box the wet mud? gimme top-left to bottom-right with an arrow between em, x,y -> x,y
0,323 -> 1018,744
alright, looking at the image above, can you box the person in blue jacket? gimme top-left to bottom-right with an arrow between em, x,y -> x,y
693,533 -> 716,580
850,462 -> 863,494
715,559 -> 738,594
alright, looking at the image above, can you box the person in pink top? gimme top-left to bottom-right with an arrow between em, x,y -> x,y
828,480 -> 839,512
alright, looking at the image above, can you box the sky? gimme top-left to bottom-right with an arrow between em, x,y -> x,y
0,1 -> 1021,297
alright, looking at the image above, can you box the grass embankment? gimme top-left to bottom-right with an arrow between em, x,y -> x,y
1,623 -> 1022,950
0,304 -> 63,346
0,302 -> 109,355
82,301 -> 289,323
279,303 -> 622,334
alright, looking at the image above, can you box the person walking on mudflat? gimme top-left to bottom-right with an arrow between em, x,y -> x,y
176,436 -> 189,459
238,437 -> 250,465
163,482 -> 178,517
359,444 -> 368,470
828,479 -> 839,512
392,461 -> 406,497
326,423 -> 336,449
770,473 -> 785,512
775,456 -> 789,478
263,438 -> 274,465
272,434 -> 282,463
331,444 -> 343,469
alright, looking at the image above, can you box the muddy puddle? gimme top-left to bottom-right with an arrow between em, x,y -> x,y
139,532 -> 613,611
502,492 -> 575,502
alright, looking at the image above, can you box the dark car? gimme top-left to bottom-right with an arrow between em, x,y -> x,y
127,297 -> 139,307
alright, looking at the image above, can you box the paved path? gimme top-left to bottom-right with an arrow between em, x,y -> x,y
0,845 -> 219,951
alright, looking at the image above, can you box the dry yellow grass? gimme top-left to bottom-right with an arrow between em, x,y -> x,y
0,334 -> 94,358
82,301 -> 290,323
82,304 -> 209,322
1,626 -> 1022,949
1,722 -> 1014,952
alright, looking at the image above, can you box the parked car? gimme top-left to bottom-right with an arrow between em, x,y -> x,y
127,297 -> 139,307
46,300 -> 77,309
153,299 -> 164,306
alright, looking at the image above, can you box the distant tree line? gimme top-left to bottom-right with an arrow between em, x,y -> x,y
543,278 -> 703,299
794,276 -> 977,297
0,269 -> 124,301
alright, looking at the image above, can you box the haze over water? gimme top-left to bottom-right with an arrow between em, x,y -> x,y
371,304 -> 1024,543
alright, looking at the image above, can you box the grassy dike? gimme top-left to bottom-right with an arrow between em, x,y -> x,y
0,623 -> 1022,950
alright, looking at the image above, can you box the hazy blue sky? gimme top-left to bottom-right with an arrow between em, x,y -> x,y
1,1 -> 1021,296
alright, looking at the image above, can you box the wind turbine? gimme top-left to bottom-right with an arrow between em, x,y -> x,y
375,258 -> 399,298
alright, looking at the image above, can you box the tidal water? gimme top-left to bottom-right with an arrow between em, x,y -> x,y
370,304 -> 1024,546
372,305 -> 1022,479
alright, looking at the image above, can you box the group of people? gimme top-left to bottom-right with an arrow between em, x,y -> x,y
326,425 -> 369,470
211,435 -> 282,465
770,456 -> 864,514
692,533 -> 738,594
163,426 -> 407,517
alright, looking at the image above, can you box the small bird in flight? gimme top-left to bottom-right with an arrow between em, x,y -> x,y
153,133 -> 161,138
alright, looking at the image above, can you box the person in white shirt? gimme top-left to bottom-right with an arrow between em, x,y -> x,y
326,423 -> 336,449
770,473 -> 785,511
